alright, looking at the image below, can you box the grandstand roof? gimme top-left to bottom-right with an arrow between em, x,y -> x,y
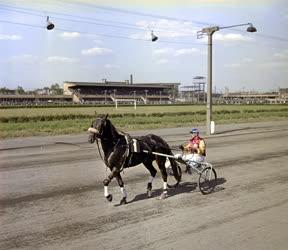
64,81 -> 180,89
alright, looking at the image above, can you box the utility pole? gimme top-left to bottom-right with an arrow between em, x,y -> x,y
197,23 -> 256,135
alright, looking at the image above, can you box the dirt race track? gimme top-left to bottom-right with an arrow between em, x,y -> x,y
1,121 -> 288,250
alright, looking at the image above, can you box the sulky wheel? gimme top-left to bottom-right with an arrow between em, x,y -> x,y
198,167 -> 217,195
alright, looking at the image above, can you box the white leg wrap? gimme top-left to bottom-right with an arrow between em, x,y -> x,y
120,187 -> 127,198
163,182 -> 167,191
148,176 -> 154,183
104,186 -> 109,197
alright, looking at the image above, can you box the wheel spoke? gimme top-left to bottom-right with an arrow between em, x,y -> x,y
198,167 -> 217,195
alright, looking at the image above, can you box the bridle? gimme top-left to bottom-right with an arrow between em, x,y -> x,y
88,118 -> 106,141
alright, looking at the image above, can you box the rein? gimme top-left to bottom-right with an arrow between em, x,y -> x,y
95,138 -> 105,164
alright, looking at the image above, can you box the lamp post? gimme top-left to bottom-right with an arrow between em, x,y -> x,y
133,90 -> 136,100
197,23 -> 257,135
104,90 -> 107,104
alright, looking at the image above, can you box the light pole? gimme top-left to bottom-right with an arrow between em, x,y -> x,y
104,90 -> 107,104
133,90 -> 136,100
197,23 -> 257,135
145,89 -> 148,104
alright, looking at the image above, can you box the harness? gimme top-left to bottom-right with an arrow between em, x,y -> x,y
121,134 -> 131,172
95,131 -> 134,172
118,131 -> 141,171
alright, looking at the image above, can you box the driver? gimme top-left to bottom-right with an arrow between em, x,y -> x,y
176,128 -> 206,173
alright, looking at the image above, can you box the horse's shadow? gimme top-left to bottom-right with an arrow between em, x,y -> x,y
123,177 -> 227,205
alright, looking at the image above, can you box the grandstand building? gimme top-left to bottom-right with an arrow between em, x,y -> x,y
0,82 -> 286,106
63,80 -> 180,104
0,95 -> 72,106
220,89 -> 288,104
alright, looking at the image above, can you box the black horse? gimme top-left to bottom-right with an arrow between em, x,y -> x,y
88,115 -> 181,205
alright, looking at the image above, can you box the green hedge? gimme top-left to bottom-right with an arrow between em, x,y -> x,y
1,108 -> 288,123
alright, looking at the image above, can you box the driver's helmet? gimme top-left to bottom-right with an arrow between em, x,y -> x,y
190,128 -> 199,135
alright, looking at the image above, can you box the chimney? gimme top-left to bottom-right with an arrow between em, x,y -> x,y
130,74 -> 133,85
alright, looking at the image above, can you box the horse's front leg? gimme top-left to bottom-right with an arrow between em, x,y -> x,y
116,173 -> 127,205
103,167 -> 119,202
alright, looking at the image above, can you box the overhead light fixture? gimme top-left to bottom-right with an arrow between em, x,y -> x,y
151,31 -> 158,42
246,23 -> 257,32
46,16 -> 55,30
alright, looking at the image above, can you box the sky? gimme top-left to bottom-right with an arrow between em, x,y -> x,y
0,0 -> 287,92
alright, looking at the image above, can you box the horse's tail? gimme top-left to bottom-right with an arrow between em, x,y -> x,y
167,151 -> 182,188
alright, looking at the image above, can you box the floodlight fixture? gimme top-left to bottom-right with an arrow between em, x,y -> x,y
246,23 -> 257,32
46,16 -> 55,30
151,30 -> 158,42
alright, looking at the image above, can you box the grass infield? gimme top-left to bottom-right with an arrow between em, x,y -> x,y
0,104 -> 287,138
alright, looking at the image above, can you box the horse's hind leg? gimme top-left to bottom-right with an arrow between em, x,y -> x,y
115,173 -> 127,205
143,162 -> 157,198
156,157 -> 169,199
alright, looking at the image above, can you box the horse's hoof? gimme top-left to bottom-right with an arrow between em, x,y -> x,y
106,194 -> 113,202
120,197 -> 127,205
158,192 -> 168,200
147,190 -> 152,198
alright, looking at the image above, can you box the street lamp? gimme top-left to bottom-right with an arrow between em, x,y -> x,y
197,23 -> 257,135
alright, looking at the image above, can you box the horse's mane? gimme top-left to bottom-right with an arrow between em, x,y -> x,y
106,119 -> 124,140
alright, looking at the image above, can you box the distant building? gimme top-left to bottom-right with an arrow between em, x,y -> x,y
63,80 -> 180,104
179,76 -> 206,103
279,88 -> 288,98
36,87 -> 51,95
220,90 -> 287,104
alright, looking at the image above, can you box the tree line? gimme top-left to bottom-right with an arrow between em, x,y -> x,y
0,83 -> 63,95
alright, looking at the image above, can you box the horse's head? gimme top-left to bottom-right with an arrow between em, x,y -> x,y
88,114 -> 109,143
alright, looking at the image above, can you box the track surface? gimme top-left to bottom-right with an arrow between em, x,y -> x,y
1,121 -> 288,249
